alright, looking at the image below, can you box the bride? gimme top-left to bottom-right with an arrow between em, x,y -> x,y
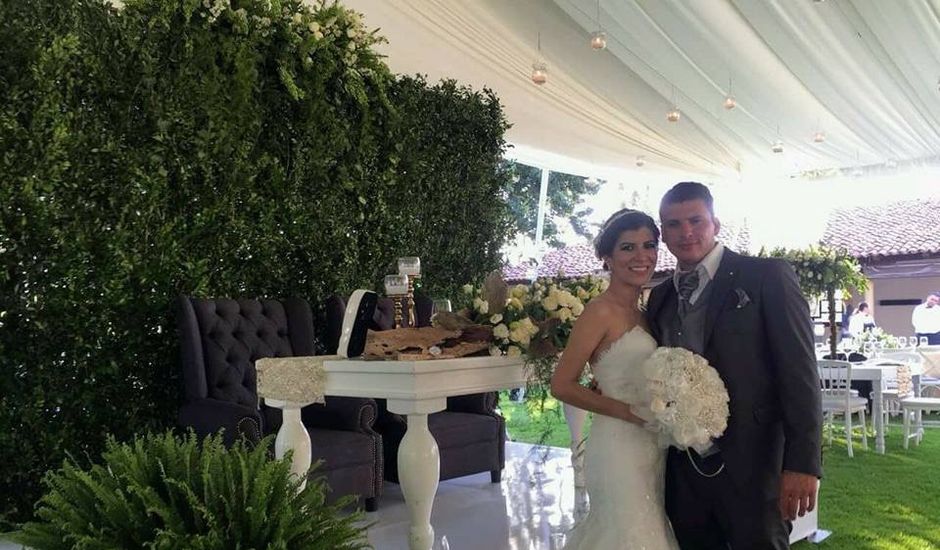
550,208 -> 678,550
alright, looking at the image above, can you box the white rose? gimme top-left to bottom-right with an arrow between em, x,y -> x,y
473,298 -> 489,314
511,284 -> 528,299
292,13 -> 303,24
507,346 -> 523,357
489,346 -> 502,357
490,314 -> 503,324
541,295 -> 559,311
509,328 -> 531,346
493,323 -> 509,339
558,290 -> 577,308
650,397 -> 667,414
462,284 -> 474,295
571,302 -> 584,316
308,21 -> 320,33
556,307 -> 573,323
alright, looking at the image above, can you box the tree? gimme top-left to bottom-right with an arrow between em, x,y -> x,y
503,161 -> 602,248
762,245 -> 868,356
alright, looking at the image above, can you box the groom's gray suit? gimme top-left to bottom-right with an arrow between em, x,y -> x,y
647,248 -> 823,549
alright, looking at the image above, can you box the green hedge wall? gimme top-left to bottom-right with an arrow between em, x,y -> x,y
0,0 -> 513,525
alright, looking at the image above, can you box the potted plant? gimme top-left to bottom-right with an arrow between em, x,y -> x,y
12,432 -> 370,549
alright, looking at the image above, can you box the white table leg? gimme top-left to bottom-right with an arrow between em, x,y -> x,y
267,399 -> 313,491
386,397 -> 447,550
399,413 -> 440,550
873,384 -> 885,454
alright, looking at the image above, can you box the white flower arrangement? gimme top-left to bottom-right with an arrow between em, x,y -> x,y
456,272 -> 608,386
855,327 -> 900,350
640,347 -> 729,452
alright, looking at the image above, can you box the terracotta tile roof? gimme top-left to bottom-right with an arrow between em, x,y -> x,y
504,221 -> 751,282
821,198 -> 940,261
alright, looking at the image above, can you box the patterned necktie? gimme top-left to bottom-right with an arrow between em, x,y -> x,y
677,269 -> 700,313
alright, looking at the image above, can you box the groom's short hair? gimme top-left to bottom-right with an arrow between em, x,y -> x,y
660,181 -> 715,217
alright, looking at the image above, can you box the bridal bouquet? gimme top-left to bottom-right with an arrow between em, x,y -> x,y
639,347 -> 729,452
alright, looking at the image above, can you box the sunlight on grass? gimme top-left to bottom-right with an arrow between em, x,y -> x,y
502,392 -> 940,550
499,392 -> 592,448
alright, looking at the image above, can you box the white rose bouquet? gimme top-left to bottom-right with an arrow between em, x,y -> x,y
639,347 -> 729,452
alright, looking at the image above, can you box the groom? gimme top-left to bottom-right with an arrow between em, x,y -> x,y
646,182 -> 822,549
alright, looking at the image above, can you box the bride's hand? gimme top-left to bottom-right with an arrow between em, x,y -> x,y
617,403 -> 645,426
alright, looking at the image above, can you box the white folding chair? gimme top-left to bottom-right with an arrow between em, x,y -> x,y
818,359 -> 869,457
901,397 -> 940,449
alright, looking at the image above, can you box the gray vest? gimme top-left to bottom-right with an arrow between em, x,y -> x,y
661,280 -> 714,355
660,281 -> 721,456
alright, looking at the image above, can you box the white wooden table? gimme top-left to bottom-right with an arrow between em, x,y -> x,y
321,356 -> 526,550
853,362 -> 924,454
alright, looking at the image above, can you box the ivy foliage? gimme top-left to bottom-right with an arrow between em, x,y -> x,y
0,0 -> 513,525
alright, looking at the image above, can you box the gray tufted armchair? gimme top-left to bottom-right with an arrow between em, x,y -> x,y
176,296 -> 383,510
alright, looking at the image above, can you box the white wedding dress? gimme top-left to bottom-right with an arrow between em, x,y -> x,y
563,326 -> 679,550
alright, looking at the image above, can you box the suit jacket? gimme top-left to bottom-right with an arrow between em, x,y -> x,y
647,249 -> 822,496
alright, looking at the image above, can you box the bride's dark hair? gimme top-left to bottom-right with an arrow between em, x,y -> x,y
593,209 -> 660,269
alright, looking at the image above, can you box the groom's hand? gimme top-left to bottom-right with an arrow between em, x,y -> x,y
779,470 -> 817,521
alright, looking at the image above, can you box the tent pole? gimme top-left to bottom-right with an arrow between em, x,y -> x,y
534,167 -> 550,267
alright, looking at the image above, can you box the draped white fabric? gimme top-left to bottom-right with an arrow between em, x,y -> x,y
343,0 -> 940,179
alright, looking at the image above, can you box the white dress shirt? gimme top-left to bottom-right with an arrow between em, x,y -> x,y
672,243 -> 725,307
912,303 -> 940,334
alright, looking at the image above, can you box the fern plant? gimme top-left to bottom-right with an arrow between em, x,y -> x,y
12,432 -> 370,549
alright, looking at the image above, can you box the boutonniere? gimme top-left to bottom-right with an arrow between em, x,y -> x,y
734,288 -> 751,309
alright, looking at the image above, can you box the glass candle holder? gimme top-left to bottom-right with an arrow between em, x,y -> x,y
397,256 -> 421,277
384,274 -> 409,296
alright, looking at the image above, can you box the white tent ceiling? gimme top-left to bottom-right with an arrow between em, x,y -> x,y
343,0 -> 940,179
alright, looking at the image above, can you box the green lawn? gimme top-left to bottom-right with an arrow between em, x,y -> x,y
499,393 -> 940,550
